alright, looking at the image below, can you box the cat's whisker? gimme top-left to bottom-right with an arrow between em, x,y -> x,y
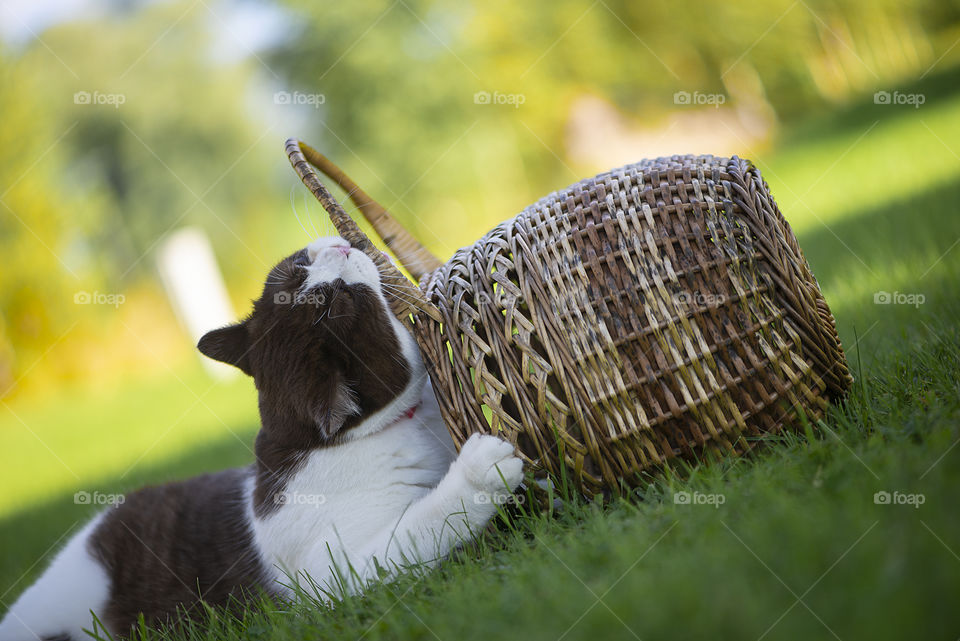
379,282 -> 422,297
378,286 -> 416,302
327,279 -> 344,307
290,184 -> 315,241
302,191 -> 322,239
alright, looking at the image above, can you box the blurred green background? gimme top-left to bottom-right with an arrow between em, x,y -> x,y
2,0 -> 960,631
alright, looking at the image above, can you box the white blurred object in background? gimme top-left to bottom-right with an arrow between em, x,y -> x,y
156,227 -> 237,379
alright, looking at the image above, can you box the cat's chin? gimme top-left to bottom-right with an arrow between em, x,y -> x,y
343,364 -> 428,442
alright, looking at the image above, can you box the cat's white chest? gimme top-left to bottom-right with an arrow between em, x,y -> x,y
250,405 -> 457,589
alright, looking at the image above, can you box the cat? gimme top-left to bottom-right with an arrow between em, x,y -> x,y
0,236 -> 524,640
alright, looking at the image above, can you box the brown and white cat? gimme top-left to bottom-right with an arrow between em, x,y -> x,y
0,236 -> 524,640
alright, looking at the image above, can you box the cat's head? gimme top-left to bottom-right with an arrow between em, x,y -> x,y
198,237 -> 426,441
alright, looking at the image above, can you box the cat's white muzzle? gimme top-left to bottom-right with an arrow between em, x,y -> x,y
302,237 -> 381,293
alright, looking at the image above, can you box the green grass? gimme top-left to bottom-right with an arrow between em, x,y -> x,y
135,338 -> 960,641
3,69 -> 960,640
0,369 -> 258,519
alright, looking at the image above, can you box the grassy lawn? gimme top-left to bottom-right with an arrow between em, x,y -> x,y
2,71 -> 960,640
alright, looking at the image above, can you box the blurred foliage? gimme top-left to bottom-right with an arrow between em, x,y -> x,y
0,55 -> 72,389
273,0 -> 960,242
0,1 -> 282,394
1,0 -> 960,397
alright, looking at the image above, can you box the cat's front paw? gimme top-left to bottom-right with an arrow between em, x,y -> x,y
455,433 -> 524,495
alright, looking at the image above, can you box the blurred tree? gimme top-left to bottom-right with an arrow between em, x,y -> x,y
0,1 -> 283,395
269,0 -> 960,254
29,1 -> 279,284
0,51 -> 85,393
2,0 -> 960,396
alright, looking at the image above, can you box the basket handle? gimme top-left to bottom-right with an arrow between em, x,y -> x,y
285,138 -> 442,323
294,142 -> 443,281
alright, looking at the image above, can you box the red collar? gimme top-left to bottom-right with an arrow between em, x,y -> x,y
389,402 -> 420,427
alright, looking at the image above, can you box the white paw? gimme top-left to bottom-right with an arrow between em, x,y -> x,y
456,433 -> 524,494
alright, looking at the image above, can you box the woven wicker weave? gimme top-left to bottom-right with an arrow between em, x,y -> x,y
287,141 -> 852,496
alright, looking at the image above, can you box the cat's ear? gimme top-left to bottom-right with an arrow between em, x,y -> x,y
197,323 -> 252,375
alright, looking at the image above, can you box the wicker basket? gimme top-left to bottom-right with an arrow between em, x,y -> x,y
286,140 -> 852,496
